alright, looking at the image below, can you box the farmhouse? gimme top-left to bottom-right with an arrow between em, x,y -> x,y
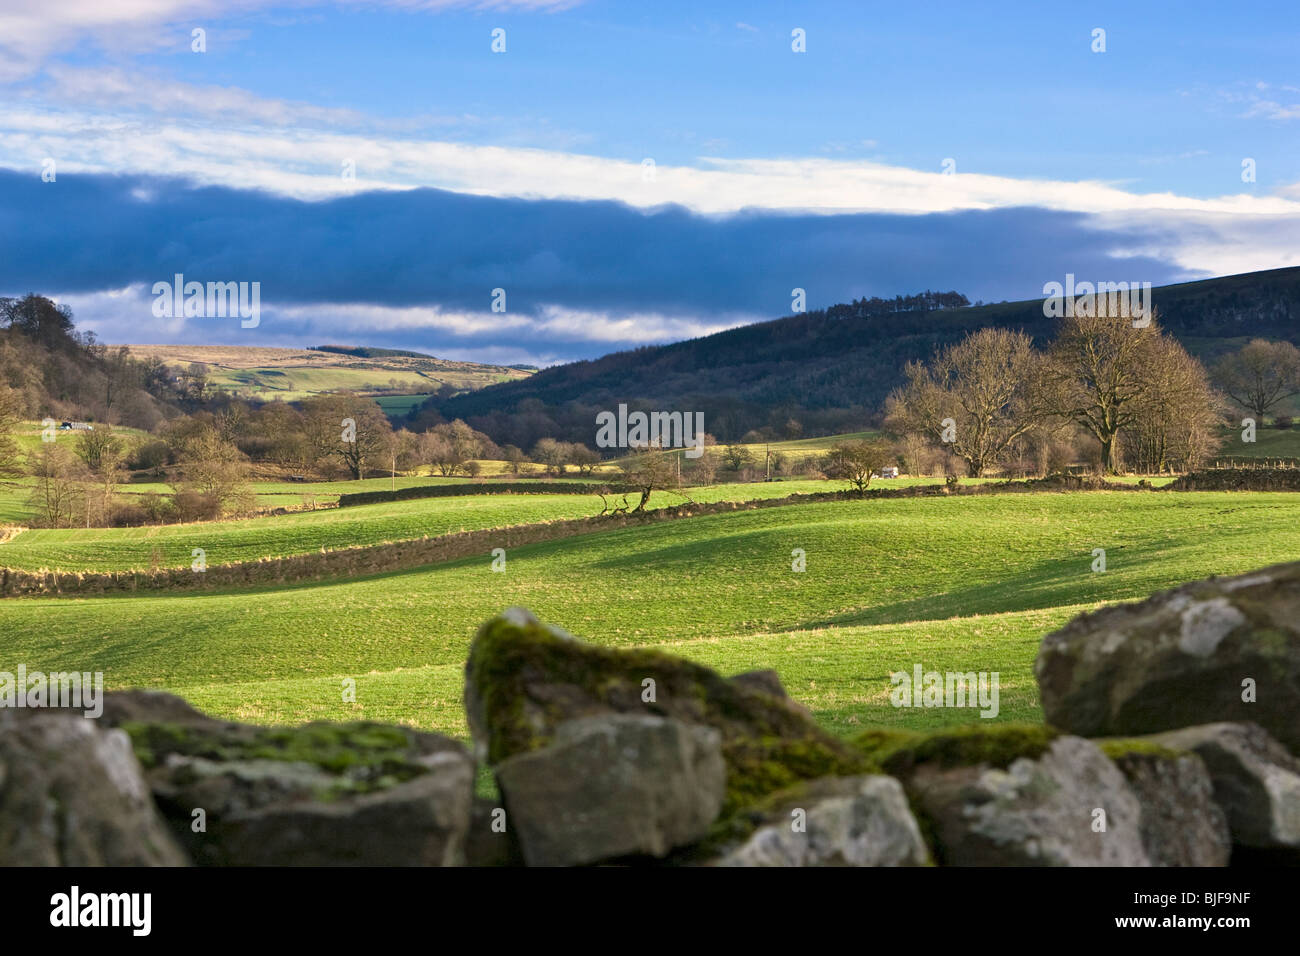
59,421 -> 94,431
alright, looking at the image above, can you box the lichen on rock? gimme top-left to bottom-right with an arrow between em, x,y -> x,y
102,690 -> 475,866
1035,561 -> 1300,752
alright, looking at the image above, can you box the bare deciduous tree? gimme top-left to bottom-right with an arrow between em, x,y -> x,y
531,437 -> 568,476
566,442 -> 601,476
173,424 -> 254,513
617,445 -> 682,512
890,328 -> 1047,477
690,449 -> 719,485
1041,310 -> 1163,475
822,438 -> 895,492
27,444 -> 86,528
422,419 -> 486,477
1125,335 -> 1223,473
0,384 -> 23,478
75,424 -> 127,523
301,392 -> 394,480
1212,339 -> 1300,423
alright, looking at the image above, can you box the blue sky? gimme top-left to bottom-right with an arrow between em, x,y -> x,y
0,0 -> 1297,364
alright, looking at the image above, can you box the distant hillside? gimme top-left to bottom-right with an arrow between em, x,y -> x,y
431,267 -> 1300,448
2,294 -> 181,431
123,345 -> 532,402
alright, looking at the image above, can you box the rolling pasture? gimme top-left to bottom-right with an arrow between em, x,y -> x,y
119,345 -> 531,401
5,489 -> 1300,744
0,478 -> 839,571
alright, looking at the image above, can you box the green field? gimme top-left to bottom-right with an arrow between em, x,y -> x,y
2,425 -> 152,523
5,491 -> 1298,743
609,429 -> 880,469
120,345 -> 531,402
732,429 -> 878,462
215,366 -> 434,400
373,393 -> 434,418
0,421 -> 628,523
1213,423 -> 1300,459
0,478 -> 852,571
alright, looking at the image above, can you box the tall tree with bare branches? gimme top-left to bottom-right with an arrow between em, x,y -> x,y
889,327 -> 1047,477
1041,310 -> 1164,474
1212,339 -> 1300,423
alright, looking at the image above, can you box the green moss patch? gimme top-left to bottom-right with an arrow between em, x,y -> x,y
122,719 -> 432,792
854,722 -> 1061,775
1096,737 -> 1188,762
466,608 -> 867,815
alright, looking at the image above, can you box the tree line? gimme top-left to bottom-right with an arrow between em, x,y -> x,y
883,312 -> 1300,478
6,285 -> 1300,527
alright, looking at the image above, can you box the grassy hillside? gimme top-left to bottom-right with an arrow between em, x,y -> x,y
4,491 -> 1297,739
122,344 -> 532,401
0,478 -> 856,571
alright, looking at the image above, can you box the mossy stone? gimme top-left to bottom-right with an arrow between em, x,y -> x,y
465,607 -> 867,815
852,722 -> 1061,776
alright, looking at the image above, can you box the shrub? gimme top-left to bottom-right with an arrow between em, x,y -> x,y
170,489 -> 222,523
138,492 -> 172,524
129,439 -> 171,471
109,501 -> 151,527
236,435 -> 278,459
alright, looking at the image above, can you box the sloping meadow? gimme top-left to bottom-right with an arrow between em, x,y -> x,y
5,491 -> 1300,741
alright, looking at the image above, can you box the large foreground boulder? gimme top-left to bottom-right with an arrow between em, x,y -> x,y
464,608 -> 867,815
905,734 -> 1151,866
1146,722 -> 1300,860
103,691 -> 475,866
0,709 -> 188,866
714,775 -> 930,867
1035,561 -> 1300,753
495,714 -> 726,866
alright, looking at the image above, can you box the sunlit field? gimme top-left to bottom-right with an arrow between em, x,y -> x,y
6,490 -> 1298,743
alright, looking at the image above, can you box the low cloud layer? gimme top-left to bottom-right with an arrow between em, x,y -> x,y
0,170 -> 1224,363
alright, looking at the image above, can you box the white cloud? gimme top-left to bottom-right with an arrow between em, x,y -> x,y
1215,80 -> 1300,123
5,87 -> 1300,280
1244,99 -> 1300,121
0,46 -> 1294,294
40,65 -> 372,128
48,282 -> 762,364
274,300 -> 534,336
534,305 -> 752,342
6,95 -> 1298,220
0,0 -> 582,80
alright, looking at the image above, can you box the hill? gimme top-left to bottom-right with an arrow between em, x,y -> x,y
7,491 -> 1300,736
430,266 -> 1300,448
122,344 -> 532,402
